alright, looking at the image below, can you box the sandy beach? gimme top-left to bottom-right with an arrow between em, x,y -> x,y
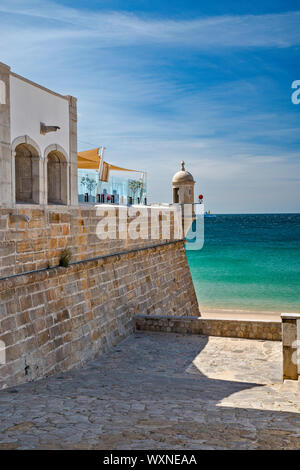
200,307 -> 281,322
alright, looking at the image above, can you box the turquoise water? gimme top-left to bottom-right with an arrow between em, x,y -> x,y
186,214 -> 300,313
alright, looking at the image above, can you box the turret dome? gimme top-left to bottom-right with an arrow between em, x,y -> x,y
172,161 -> 195,184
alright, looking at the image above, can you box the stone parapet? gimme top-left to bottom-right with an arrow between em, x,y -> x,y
134,314 -> 282,341
0,205 -> 180,278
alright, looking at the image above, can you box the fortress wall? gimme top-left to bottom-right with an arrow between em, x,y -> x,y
0,240 -> 198,389
0,205 -> 178,278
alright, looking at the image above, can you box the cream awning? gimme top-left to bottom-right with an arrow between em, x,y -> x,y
78,148 -> 101,170
78,148 -> 140,182
78,148 -> 138,171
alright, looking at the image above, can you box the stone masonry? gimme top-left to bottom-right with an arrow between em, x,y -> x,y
281,313 -> 300,381
0,332 -> 299,450
0,205 -> 180,278
0,240 -> 198,389
66,95 -> 78,206
134,314 -> 282,341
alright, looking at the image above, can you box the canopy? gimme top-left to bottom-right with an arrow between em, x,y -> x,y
78,148 -> 101,170
78,148 -> 138,172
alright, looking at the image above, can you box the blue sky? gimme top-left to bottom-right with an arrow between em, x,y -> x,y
1,0 -> 300,212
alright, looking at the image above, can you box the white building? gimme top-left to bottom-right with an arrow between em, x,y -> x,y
0,61 -> 78,207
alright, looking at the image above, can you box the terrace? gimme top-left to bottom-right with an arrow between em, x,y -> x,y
0,331 -> 299,450
77,147 -> 147,205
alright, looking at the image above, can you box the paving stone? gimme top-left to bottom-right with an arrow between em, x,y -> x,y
0,332 -> 299,449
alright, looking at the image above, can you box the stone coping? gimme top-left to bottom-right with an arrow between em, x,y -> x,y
3,203 -> 178,210
281,313 -> 300,320
135,313 -> 281,324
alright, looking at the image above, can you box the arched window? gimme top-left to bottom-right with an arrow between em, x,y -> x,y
47,150 -> 67,205
15,143 -> 40,204
173,187 -> 179,203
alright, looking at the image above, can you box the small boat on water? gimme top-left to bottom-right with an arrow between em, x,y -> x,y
204,210 -> 216,218
197,195 -> 216,218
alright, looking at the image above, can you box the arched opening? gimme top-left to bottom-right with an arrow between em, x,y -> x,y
47,151 -> 67,205
173,187 -> 179,203
15,143 -> 40,204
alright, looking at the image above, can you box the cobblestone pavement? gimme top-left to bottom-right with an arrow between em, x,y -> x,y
0,332 -> 299,450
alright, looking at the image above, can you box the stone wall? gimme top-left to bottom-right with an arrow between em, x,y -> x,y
134,314 -> 282,341
0,205 -> 179,278
0,241 -> 198,388
281,313 -> 300,381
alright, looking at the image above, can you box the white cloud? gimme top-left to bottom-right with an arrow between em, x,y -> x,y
0,1 -> 300,49
1,1 -> 299,212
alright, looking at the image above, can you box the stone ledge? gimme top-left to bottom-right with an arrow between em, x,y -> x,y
134,314 -> 282,341
281,313 -> 300,320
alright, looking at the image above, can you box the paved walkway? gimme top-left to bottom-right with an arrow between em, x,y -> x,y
0,332 -> 299,450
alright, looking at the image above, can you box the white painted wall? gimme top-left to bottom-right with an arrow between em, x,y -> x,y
10,75 -> 69,158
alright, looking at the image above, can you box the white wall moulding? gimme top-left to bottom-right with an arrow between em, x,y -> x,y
0,62 -> 12,206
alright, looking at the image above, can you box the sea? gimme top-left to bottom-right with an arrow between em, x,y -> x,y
185,213 -> 300,313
